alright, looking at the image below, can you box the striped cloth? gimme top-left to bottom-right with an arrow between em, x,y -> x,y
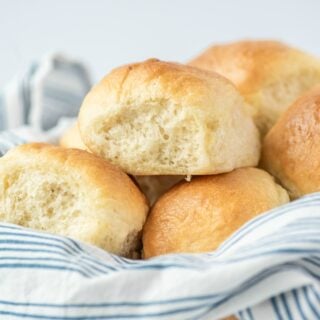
0,55 -> 319,320
0,53 -> 90,155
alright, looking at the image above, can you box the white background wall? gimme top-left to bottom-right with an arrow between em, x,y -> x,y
1,0 -> 320,87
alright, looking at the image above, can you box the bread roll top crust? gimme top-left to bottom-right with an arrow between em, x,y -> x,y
79,59 -> 260,175
189,40 -> 320,134
262,85 -> 320,198
143,167 -> 289,258
0,143 -> 149,257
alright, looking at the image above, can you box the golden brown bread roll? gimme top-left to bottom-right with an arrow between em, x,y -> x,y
59,122 -> 88,150
78,58 -> 260,175
189,40 -> 320,135
59,124 -> 182,204
261,85 -> 320,199
0,143 -> 148,257
142,167 -> 289,258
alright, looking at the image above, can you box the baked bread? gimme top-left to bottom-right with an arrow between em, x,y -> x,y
59,122 -> 88,150
189,40 -> 320,135
78,58 -> 260,175
261,85 -> 320,199
143,167 -> 289,258
60,124 -> 182,204
0,143 -> 149,257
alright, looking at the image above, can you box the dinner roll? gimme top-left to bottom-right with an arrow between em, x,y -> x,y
59,122 -> 88,150
189,40 -> 320,135
143,167 -> 289,258
79,59 -> 260,175
0,143 -> 148,257
59,124 -> 182,205
261,85 -> 320,199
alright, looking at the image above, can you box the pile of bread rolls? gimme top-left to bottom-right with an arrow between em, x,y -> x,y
0,40 -> 320,260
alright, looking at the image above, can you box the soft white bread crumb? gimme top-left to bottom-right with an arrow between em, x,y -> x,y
0,143 -> 149,257
59,123 -> 182,205
79,59 -> 260,175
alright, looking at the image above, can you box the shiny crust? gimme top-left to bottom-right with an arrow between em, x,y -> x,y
261,85 -> 320,198
142,167 -> 289,258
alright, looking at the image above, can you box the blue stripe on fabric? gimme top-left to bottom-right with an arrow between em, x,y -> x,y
22,62 -> 39,124
292,289 -> 308,320
271,297 -> 283,320
0,247 -> 71,255
0,258 -> 318,309
0,228 -> 196,271
0,257 -> 101,277
303,287 -> 320,319
2,226 -> 320,274
187,262 -> 320,320
0,302 -> 213,319
0,265 -> 295,309
0,230 -> 118,272
303,257 -> 320,269
302,259 -> 320,279
0,263 -> 318,320
111,247 -> 320,270
279,293 -> 293,320
0,246 -> 116,274
0,239 -> 77,254
0,225 -> 100,259
310,286 -> 320,302
220,249 -> 320,265
235,239 -> 320,259
246,308 -> 254,320
0,224 -> 122,271
0,263 -> 90,278
0,230 -> 85,255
